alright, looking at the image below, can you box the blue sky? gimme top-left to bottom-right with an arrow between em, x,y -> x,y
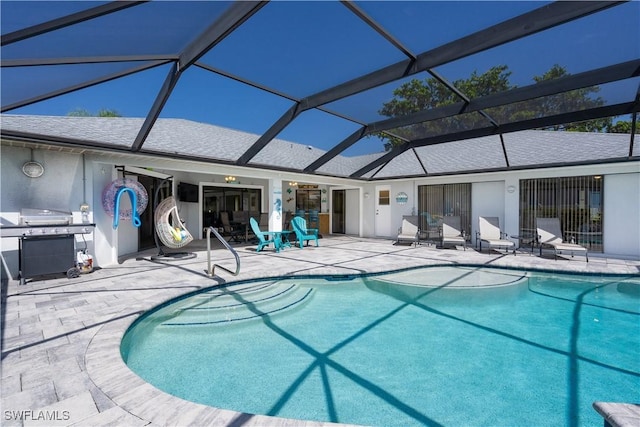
3,1 -> 638,156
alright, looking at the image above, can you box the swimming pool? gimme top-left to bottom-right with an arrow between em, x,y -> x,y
121,266 -> 640,427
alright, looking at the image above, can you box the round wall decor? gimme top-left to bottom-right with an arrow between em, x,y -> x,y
395,192 -> 409,204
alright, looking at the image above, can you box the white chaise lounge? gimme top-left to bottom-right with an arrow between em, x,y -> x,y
536,217 -> 589,262
478,216 -> 514,253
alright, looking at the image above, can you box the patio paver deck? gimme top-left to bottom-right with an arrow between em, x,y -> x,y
2,236 -> 639,426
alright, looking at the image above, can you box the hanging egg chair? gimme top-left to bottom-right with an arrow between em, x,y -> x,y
154,196 -> 194,249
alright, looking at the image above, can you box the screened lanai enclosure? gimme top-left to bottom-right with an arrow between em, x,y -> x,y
1,1 -> 638,180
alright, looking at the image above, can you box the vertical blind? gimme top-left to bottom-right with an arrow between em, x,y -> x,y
418,183 -> 472,238
520,175 -> 603,252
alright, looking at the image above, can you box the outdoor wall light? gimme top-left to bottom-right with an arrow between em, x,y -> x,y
225,176 -> 236,183
289,181 -> 298,186
22,161 -> 44,178
22,149 -> 44,178
80,203 -> 90,223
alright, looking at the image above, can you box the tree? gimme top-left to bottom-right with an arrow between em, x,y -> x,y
378,66 -> 513,149
96,108 -> 121,117
378,64 -> 611,150
531,65 -> 610,132
607,120 -> 638,133
68,108 -> 121,117
67,108 -> 91,117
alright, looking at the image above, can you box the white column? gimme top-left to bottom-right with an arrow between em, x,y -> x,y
268,179 -> 283,232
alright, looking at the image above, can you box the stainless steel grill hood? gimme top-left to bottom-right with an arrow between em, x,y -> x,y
19,208 -> 72,226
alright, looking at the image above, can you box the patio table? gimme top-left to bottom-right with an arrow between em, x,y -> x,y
273,230 -> 293,251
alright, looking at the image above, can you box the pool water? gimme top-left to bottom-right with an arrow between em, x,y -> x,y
122,266 -> 640,427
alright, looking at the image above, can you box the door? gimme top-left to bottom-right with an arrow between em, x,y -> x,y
203,187 -> 222,237
137,175 -> 165,250
332,190 -> 345,234
375,185 -> 391,237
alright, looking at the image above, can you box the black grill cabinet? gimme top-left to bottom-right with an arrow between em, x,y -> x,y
19,235 -> 75,285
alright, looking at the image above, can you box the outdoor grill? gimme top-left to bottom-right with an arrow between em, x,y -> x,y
19,207 -> 72,227
1,208 -> 94,285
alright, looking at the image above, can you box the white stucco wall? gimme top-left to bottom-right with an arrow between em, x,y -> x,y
344,189 -> 360,235
471,181 -> 506,246
91,161 -> 116,267
603,172 -> 640,257
361,184 -> 376,237
1,146 -> 85,214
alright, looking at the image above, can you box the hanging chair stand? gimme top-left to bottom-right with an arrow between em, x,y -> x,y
150,177 -> 197,261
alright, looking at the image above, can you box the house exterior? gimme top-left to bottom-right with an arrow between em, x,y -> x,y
1,115 -> 638,281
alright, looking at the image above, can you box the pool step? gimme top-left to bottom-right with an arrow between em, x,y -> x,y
159,282 -> 313,326
186,282 -> 298,310
193,281 -> 280,300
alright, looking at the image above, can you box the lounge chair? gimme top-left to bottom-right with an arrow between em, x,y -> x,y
478,216 -> 514,253
249,217 -> 279,252
291,216 -> 319,248
220,211 -> 243,243
441,216 -> 466,250
396,218 -> 420,246
536,217 -> 589,262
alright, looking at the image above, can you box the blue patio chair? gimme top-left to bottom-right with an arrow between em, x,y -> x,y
249,217 -> 279,252
291,216 -> 319,248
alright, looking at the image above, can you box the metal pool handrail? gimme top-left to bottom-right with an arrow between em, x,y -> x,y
204,226 -> 240,277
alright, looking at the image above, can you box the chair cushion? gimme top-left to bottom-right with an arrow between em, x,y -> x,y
482,238 -> 514,247
397,233 -> 418,241
550,242 -> 588,252
443,236 -> 465,244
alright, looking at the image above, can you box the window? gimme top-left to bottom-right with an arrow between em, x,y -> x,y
519,176 -> 603,252
296,189 -> 321,213
378,190 -> 390,205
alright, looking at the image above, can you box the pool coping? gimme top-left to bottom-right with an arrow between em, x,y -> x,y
593,402 -> 640,427
87,263 -> 639,426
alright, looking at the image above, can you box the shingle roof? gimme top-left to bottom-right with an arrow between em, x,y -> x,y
1,114 -> 636,179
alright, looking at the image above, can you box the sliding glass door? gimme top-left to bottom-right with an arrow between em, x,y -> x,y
202,185 -> 261,237
417,183 -> 471,239
520,176 -> 603,252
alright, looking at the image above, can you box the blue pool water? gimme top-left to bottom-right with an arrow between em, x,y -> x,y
122,266 -> 640,427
